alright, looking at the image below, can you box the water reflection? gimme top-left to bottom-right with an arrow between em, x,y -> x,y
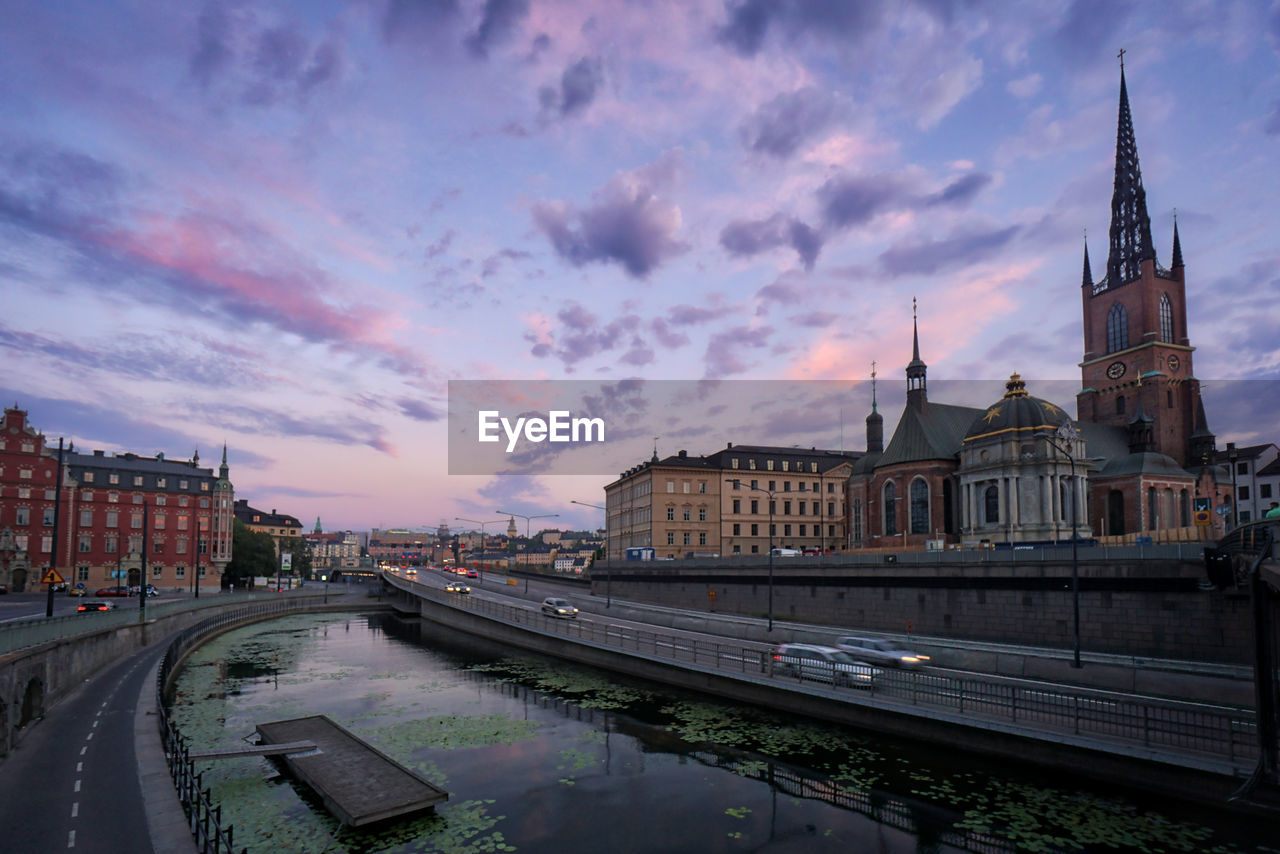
167,612 -> 1272,854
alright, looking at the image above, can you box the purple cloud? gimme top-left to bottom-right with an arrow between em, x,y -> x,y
704,325 -> 773,377
717,0 -> 891,56
666,304 -> 723,326
532,155 -> 687,278
466,0 -> 529,57
524,302 -> 648,370
923,172 -> 993,207
650,318 -> 690,348
878,225 -> 1020,276
818,173 -> 906,229
739,86 -> 841,158
539,57 -> 603,119
720,212 -> 823,270
383,0 -> 461,44
395,397 -> 444,422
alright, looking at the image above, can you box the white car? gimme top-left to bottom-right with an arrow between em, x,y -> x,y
541,597 -> 579,618
772,643 -> 882,688
835,636 -> 930,669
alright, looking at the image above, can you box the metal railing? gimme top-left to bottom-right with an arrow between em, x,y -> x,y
390,574 -> 1258,773
0,590 -> 316,656
155,597 -> 334,854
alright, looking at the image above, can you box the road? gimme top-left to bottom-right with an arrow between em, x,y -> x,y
0,638 -> 175,853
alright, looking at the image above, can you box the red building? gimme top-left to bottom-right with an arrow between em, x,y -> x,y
0,407 -> 235,594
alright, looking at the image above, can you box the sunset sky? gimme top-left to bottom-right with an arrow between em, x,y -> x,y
3,1 -> 1278,534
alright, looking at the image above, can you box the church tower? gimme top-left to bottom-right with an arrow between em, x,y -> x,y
906,298 -> 927,412
1077,60 -> 1204,467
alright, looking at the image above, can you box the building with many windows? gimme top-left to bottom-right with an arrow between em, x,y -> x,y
234,500 -> 303,560
0,406 -> 234,593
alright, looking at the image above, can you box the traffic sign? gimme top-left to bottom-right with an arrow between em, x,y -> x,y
1194,509 -> 1211,526
42,568 -> 66,585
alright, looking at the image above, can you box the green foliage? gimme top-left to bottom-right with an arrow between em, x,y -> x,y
283,537 -> 314,580
225,519 -> 276,585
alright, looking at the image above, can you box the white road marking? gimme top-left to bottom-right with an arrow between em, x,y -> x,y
71,802 -> 78,817
79,746 -> 87,756
68,829 -> 75,848
73,779 -> 80,792
92,720 -> 98,728
86,732 -> 93,741
76,762 -> 82,772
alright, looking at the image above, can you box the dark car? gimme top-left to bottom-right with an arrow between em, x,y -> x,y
772,643 -> 882,688
0,583 -> 8,594
77,601 -> 116,612
445,581 -> 471,594
541,597 -> 579,618
95,587 -> 131,597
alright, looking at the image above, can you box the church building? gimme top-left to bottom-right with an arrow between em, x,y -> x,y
849,65 -> 1231,549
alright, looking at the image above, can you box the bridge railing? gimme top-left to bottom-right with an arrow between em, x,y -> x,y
391,574 -> 1257,774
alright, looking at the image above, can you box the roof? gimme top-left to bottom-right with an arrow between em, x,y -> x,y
962,374 -> 1071,442
1094,451 -> 1191,479
233,499 -> 302,529
877,402 -> 984,467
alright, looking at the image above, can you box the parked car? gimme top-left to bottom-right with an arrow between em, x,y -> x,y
834,636 -> 930,669
772,643 -> 882,688
541,597 -> 579,618
770,548 -> 801,557
0,583 -> 8,594
50,582 -> 68,592
95,587 -> 131,597
77,601 -> 116,612
69,584 -> 87,596
445,582 -> 471,594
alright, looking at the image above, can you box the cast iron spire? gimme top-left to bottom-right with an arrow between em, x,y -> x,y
1171,213 -> 1184,269
1105,59 -> 1157,287
1082,235 -> 1093,288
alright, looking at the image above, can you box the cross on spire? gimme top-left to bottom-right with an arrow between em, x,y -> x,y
1117,47 -> 1126,68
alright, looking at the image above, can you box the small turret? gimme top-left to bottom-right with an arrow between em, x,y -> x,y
906,298 -> 927,411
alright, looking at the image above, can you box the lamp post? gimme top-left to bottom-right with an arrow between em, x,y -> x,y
1227,442 -> 1239,530
496,511 -> 559,593
730,479 -> 775,632
46,438 -> 65,617
456,517 -> 504,584
571,500 -> 609,607
1037,422 -> 1087,669
139,499 -> 148,620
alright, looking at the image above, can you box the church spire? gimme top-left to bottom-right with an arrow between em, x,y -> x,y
906,297 -> 927,410
1105,57 -> 1157,286
1082,235 -> 1093,288
866,361 -> 883,454
1171,213 -> 1184,269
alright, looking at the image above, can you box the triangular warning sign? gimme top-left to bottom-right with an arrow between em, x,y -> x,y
42,568 -> 66,585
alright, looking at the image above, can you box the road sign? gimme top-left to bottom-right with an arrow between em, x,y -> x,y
1194,497 -> 1210,512
42,568 -> 66,585
1194,509 -> 1211,526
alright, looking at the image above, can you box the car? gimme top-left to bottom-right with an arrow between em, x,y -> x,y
131,584 -> 159,597
50,582 -> 68,592
541,597 -> 579,618
770,548 -> 801,557
69,585 -> 87,596
465,570 -> 478,578
0,583 -> 7,594
445,582 -> 471,594
772,643 -> 882,688
77,601 -> 117,612
834,636 -> 930,669
95,587 -> 131,597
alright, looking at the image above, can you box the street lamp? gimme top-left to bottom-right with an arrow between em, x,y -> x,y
571,500 -> 609,607
729,479 -> 775,632
496,511 -> 559,593
456,517 -> 504,584
1036,422 -> 1090,669
1227,442 -> 1239,530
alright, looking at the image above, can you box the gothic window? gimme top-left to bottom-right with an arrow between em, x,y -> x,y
1179,490 -> 1190,527
1116,395 -> 1126,415
1158,293 -> 1174,343
1147,487 -> 1158,531
909,479 -> 929,534
984,485 -> 1000,525
853,499 -> 862,542
883,481 -> 898,537
1106,303 -> 1128,353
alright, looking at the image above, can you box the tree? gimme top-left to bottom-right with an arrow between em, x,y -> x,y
282,537 -> 314,580
225,520 -> 276,587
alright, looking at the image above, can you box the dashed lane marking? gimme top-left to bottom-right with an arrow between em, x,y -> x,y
85,732 -> 93,741
71,802 -> 78,818
73,779 -> 80,793
79,746 -> 87,756
76,762 -> 82,772
68,829 -> 75,848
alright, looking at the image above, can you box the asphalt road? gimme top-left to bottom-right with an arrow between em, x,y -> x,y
0,640 -> 167,853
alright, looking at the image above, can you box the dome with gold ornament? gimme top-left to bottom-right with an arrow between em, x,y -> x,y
963,373 -> 1072,443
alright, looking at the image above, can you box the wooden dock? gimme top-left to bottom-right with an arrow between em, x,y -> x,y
255,715 -> 448,827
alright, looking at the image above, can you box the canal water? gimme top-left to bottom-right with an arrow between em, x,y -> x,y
168,612 -> 1276,854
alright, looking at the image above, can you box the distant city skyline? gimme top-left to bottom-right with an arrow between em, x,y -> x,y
3,1 -> 1277,531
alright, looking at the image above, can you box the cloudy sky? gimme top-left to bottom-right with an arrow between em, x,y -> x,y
3,0 -> 1278,534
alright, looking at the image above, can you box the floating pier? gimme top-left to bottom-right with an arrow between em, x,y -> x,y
255,715 -> 448,827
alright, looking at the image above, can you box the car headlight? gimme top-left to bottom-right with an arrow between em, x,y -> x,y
901,656 -> 919,663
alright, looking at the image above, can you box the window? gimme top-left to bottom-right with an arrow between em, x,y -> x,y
748,459 -> 756,470
767,460 -> 774,471
109,473 -> 119,484
78,535 -> 91,552
731,458 -> 739,469
683,481 -> 690,494
1159,293 -> 1174,343
132,513 -> 142,529
1147,487 -> 1158,529
18,487 -> 30,499
152,565 -> 162,577
698,508 -> 706,521
811,463 -> 818,473
798,501 -> 805,515
1167,389 -> 1173,408
733,545 -> 741,554
156,495 -> 166,506
984,485 -> 1000,525
783,524 -> 791,536
1237,462 -> 1248,475
750,545 -> 759,554
910,479 -> 930,535
853,499 -> 862,542
179,497 -> 189,507
827,482 -> 834,493
176,566 -> 186,579
667,481 -> 675,493
43,508 -> 55,525
827,502 -> 834,516
201,482 -> 209,491
683,533 -> 691,545
750,500 -> 758,514
667,507 -> 674,521
1239,485 -> 1250,501
783,501 -> 792,515
199,498 -> 209,508
768,481 -> 776,491
782,461 -> 789,472
177,515 -> 188,531
153,540 -> 163,554
1117,396 -> 1126,414
733,523 -> 740,535
698,533 -> 707,546
667,532 -> 675,545
732,499 -> 740,513
751,480 -> 758,490
698,481 -> 706,493
179,479 -> 188,490
19,468 -> 32,479
105,536 -> 117,553
799,524 -> 806,536
21,441 -> 34,452
769,500 -> 776,515
157,477 -> 166,488
133,475 -> 143,486
133,494 -> 143,504
828,525 -> 835,537
883,481 -> 898,536
106,511 -> 118,528
40,535 -> 52,553
176,538 -> 187,554
751,524 -> 758,536
108,492 -> 118,503
1106,303 -> 1128,353
78,566 -> 90,582
80,509 -> 92,526
1263,484 -> 1273,499
15,507 -> 29,525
